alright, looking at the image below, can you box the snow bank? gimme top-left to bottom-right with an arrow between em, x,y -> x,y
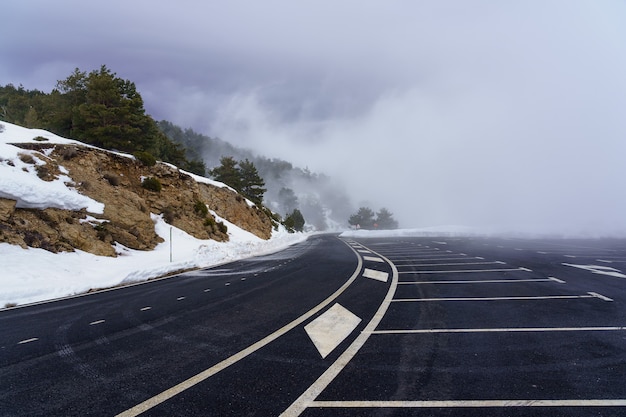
340,225 -> 480,238
0,121 -> 308,307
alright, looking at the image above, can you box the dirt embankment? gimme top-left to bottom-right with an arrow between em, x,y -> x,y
0,144 -> 272,256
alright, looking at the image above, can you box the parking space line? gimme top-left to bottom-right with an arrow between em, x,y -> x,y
397,261 -> 505,268
310,399 -> 626,408
397,278 -> 562,285
392,294 -> 609,302
370,326 -> 626,334
399,267 -> 528,274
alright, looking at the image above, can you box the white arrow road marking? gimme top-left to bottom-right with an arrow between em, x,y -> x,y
363,268 -> 389,282
304,304 -> 362,359
563,263 -> 626,278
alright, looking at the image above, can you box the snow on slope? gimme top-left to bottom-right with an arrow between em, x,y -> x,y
0,121 -> 307,307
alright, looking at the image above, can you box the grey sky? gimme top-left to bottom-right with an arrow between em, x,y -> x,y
2,1 -> 626,234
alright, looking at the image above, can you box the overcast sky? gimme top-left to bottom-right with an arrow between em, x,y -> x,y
2,1 -> 626,234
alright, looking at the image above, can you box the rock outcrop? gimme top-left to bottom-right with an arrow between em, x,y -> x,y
0,143 -> 273,256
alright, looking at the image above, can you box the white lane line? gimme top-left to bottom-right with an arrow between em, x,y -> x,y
363,268 -> 389,282
357,249 -> 372,254
432,241 -> 447,245
90,320 -> 106,325
397,261 -> 504,268
177,297 -> 185,301
18,338 -> 39,344
588,292 -> 614,302
392,294 -> 607,302
370,326 -> 626,334
549,277 -> 566,284
140,306 -> 151,311
398,278 -> 562,285
225,282 -> 231,286
281,250 -> 398,417
564,255 -> 577,258
391,257 -> 474,263
203,288 -> 211,292
399,267 -> 528,274
116,239 -> 365,417
310,399 -> 626,408
363,256 -> 385,263
304,304 -> 362,359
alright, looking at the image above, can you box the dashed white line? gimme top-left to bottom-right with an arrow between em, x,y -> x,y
177,297 -> 185,301
18,338 -> 39,344
362,268 -> 389,282
203,288 -> 211,292
363,256 -> 385,263
90,320 -> 106,325
140,306 -> 152,311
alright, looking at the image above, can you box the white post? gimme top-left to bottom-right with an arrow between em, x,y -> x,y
170,226 -> 172,262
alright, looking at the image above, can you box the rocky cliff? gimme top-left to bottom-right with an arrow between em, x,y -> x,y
0,143 -> 273,256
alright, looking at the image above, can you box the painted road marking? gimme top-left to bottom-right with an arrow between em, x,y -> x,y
399,267 -> 529,274
397,261 -> 504,268
304,304 -> 362,359
18,338 -> 38,344
90,320 -> 105,325
363,256 -> 385,263
116,239 -> 366,417
357,250 -> 372,254
363,268 -> 389,282
203,288 -> 211,292
370,326 -> 626,334
392,293 -> 612,302
398,278 -> 564,285
177,297 -> 185,301
310,399 -> 626,408
549,277 -> 566,283
563,263 -> 626,278
281,250 -> 399,417
140,306 -> 151,311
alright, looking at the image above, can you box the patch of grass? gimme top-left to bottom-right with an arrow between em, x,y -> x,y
217,221 -> 228,234
59,147 -> 78,160
141,177 -> 162,192
18,153 -> 35,164
194,200 -> 209,216
133,151 -> 156,167
33,136 -> 48,142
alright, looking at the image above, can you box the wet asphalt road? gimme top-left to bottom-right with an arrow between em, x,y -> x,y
1,234 -> 626,416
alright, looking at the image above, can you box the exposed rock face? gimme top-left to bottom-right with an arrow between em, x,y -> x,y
0,144 -> 273,256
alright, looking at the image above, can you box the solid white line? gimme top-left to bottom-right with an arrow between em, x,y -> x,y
399,268 -> 527,274
90,320 -> 105,325
397,261 -> 504,268
310,399 -> 626,408
391,257 -> 474,263
281,249 -> 398,417
116,238 -> 365,417
398,278 -> 559,285
370,326 -> 626,334
392,295 -> 597,302
18,338 -> 39,344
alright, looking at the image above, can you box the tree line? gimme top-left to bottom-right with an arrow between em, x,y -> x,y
348,207 -> 399,230
0,66 -> 206,175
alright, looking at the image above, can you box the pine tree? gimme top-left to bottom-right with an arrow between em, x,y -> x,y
238,158 -> 266,205
348,207 -> 375,229
376,208 -> 399,229
210,156 -> 242,191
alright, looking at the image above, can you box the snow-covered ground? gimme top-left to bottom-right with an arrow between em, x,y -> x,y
0,121 -> 308,307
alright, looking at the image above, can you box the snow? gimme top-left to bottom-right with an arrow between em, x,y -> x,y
340,225 -> 480,238
0,121 -> 308,307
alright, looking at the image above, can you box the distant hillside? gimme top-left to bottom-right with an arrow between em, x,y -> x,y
158,121 -> 355,230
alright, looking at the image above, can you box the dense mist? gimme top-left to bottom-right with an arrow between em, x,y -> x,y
2,1 -> 626,235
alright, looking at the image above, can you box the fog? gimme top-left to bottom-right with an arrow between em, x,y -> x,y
2,1 -> 626,234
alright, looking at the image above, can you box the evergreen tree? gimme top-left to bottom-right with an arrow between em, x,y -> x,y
284,209 -> 305,232
210,156 -> 241,190
376,208 -> 399,229
278,187 -> 298,215
348,207 -> 376,229
238,158 -> 266,205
